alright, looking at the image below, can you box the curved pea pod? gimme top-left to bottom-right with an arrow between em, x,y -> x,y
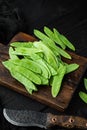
16,66 -> 41,85
26,53 -> 49,79
56,46 -> 71,59
9,47 -> 19,59
47,27 -> 66,49
37,74 -> 49,85
33,34 -> 71,59
37,59 -> 51,79
11,70 -> 37,94
12,47 -> 43,56
44,26 -> 55,41
53,28 -> 75,51
10,42 -> 33,48
60,34 -> 75,51
9,58 -> 42,74
44,60 -> 57,76
65,63 -> 79,74
53,29 -> 66,49
3,60 -> 41,85
36,59 -> 50,79
84,78 -> 87,90
51,64 -> 66,98
79,91 -> 87,104
34,29 -> 55,46
2,61 -> 37,94
33,41 -> 58,70
34,29 -> 59,56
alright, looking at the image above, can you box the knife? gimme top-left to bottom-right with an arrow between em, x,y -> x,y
3,108 -> 87,129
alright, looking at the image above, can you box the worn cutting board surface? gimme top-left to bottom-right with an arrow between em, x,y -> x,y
0,32 -> 87,111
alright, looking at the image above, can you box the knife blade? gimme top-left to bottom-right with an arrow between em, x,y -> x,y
3,108 -> 87,129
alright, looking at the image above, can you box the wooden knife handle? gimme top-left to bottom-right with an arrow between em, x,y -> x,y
46,113 -> 87,129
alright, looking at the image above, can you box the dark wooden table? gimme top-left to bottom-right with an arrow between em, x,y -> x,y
0,0 -> 87,130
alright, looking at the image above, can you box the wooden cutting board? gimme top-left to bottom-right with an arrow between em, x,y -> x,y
0,32 -> 87,111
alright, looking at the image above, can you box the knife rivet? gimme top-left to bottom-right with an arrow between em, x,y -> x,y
52,116 -> 57,123
69,118 -> 74,123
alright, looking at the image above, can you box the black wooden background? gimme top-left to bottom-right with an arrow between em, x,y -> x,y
0,0 -> 87,130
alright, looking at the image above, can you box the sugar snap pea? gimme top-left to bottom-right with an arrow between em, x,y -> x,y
79,91 -> 87,103
2,61 -> 37,94
34,29 -> 56,46
53,28 -> 75,51
44,26 -> 55,41
36,59 -> 51,78
43,60 -> 57,76
11,42 -> 33,48
44,27 -> 66,49
65,63 -> 79,74
11,70 -> 37,94
25,54 -> 50,79
35,59 -> 50,79
12,47 -> 43,56
34,30 -> 71,59
8,58 -> 42,74
51,64 -> 66,97
60,34 -> 75,51
33,41 -> 58,69
34,29 -> 59,56
84,78 -> 87,90
15,66 -> 41,85
9,47 -> 19,59
37,74 -> 49,85
3,60 -> 41,85
2,26 -> 79,98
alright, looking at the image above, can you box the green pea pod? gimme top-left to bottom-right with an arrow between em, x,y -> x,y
53,28 -> 75,51
15,66 -> 41,85
65,63 -> 79,74
11,70 -> 37,94
9,47 -> 19,59
33,41 -> 58,69
53,28 -> 66,49
44,60 -> 57,76
25,53 -> 49,79
42,39 -> 71,59
36,59 -> 51,78
44,26 -> 54,40
84,78 -> 87,91
35,59 -> 50,79
9,58 -> 42,74
2,61 -> 37,94
25,53 -> 41,60
60,34 -> 75,51
3,60 -> 41,85
79,91 -> 87,103
34,29 -> 59,56
11,42 -> 33,48
51,64 -> 66,97
12,47 -> 43,56
37,74 -> 49,85
33,32 -> 71,59
34,29 -> 55,46
56,46 -> 71,59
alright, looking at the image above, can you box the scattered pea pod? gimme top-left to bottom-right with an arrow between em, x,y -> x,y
79,78 -> 87,103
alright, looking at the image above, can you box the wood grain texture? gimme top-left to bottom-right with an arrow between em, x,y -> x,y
0,32 -> 87,111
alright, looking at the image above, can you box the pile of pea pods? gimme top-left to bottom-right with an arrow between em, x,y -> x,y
2,27 -> 79,97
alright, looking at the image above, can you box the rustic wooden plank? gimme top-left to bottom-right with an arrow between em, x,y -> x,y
0,32 -> 87,111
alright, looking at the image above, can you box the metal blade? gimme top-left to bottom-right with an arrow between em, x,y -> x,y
3,108 -> 47,129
